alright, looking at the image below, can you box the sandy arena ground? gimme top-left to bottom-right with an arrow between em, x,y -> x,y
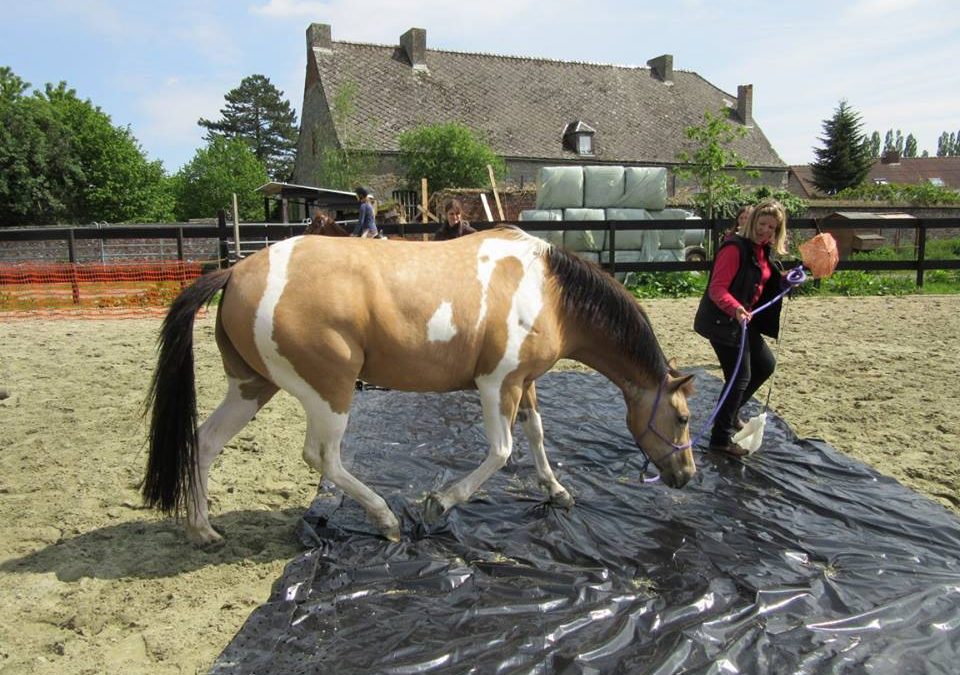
1,295 -> 958,674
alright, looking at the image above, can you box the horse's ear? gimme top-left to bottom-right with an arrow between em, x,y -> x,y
668,372 -> 695,395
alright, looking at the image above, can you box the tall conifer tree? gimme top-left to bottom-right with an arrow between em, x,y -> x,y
199,74 -> 298,181
811,101 -> 873,194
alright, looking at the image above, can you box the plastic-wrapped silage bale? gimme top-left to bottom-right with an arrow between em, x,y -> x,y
519,210 -> 564,246
583,166 -> 625,208
535,167 -> 584,209
617,167 -> 668,210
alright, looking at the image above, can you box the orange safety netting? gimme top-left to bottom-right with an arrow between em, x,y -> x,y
0,260 -> 209,319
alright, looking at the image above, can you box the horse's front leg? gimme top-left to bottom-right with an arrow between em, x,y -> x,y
518,381 -> 574,508
424,379 -> 522,523
301,403 -> 401,542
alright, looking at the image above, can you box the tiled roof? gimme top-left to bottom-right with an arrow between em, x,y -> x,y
868,157 -> 960,190
310,40 -> 785,168
790,157 -> 960,197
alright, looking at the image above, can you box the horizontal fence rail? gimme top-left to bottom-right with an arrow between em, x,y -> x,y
2,217 -> 958,288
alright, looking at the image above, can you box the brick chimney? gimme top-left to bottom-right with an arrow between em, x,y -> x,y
400,28 -> 427,71
737,84 -> 753,126
647,54 -> 673,84
881,149 -> 901,164
307,23 -> 332,53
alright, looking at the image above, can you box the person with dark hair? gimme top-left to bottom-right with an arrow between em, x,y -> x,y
694,198 -> 789,457
352,186 -> 379,238
434,199 -> 477,241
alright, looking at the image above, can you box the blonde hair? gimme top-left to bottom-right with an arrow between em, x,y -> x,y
745,198 -> 788,255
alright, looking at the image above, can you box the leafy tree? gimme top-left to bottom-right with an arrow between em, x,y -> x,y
868,131 -> 881,159
674,107 -> 755,220
0,68 -> 171,224
904,134 -> 918,158
310,81 -> 376,191
43,82 -> 173,222
882,129 -> 904,155
397,122 -> 505,193
172,136 -> 268,221
811,100 -> 873,194
199,74 -> 298,181
836,181 -> 960,205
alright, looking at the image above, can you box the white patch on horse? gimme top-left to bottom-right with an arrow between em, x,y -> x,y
254,239 -> 347,425
475,234 -> 547,386
427,301 -> 457,342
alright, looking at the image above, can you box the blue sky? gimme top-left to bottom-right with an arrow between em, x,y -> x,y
3,0 -> 958,174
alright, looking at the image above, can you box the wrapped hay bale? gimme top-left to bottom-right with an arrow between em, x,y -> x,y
617,167 -> 668,210
519,209 -> 564,246
583,166 -> 626,208
536,166 -> 584,209
562,208 -> 606,259
604,208 -> 655,252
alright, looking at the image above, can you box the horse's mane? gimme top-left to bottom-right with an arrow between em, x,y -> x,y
544,243 -> 668,380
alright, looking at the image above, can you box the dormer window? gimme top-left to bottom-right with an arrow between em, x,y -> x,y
563,120 -> 595,156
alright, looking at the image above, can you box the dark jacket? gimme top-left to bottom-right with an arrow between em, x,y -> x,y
694,235 -> 784,346
434,220 -> 477,241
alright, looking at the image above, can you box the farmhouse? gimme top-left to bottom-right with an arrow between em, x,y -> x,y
292,23 -> 787,200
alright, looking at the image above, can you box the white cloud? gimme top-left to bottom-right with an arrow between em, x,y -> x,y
135,79 -> 228,170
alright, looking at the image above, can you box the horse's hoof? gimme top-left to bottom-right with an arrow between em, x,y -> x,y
186,525 -> 224,548
550,489 -> 575,509
422,493 -> 447,525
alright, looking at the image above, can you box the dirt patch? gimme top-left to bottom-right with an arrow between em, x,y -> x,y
1,295 -> 957,673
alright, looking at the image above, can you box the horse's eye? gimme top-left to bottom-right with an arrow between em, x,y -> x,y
678,415 -> 689,426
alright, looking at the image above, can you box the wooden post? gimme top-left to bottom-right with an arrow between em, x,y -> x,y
232,193 -> 242,260
487,164 -> 505,221
480,194 -> 494,222
421,177 -> 429,241
67,229 -> 80,305
217,209 -> 230,268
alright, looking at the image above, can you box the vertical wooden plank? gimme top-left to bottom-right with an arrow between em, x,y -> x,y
217,209 -> 230,268
487,164 -> 505,221
67,229 -> 80,304
916,219 -> 926,287
421,177 -> 429,241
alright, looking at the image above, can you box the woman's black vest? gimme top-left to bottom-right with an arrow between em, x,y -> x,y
694,235 -> 783,346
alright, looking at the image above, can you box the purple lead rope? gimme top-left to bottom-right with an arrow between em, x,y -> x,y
640,265 -> 807,482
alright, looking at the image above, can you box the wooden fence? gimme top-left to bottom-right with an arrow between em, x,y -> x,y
2,215 -> 959,288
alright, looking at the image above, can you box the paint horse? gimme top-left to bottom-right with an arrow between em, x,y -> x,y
143,227 -> 696,545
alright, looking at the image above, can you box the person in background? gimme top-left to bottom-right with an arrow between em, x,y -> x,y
434,199 -> 477,240
694,198 -> 789,457
352,186 -> 379,238
733,204 -> 753,236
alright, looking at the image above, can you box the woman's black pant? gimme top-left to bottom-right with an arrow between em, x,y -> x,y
709,325 -> 776,445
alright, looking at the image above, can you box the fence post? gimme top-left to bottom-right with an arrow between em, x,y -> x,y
607,221 -> 617,276
67,229 -> 80,304
217,209 -> 230,268
916,219 -> 927,287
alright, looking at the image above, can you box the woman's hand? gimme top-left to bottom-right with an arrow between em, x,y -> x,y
735,306 -> 752,323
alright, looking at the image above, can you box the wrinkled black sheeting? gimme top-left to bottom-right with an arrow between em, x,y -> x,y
212,371 -> 960,675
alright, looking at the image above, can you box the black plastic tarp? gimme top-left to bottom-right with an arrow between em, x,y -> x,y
212,371 -> 960,674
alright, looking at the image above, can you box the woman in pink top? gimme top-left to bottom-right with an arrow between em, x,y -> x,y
693,199 -> 789,457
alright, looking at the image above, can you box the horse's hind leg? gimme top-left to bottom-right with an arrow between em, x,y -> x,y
518,381 -> 574,508
301,400 -> 401,542
188,322 -> 277,545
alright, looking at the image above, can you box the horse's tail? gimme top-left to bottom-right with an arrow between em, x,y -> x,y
142,268 -> 232,514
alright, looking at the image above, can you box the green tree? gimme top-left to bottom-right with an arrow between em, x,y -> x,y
397,122 -> 506,193
311,81 -> 376,191
173,136 -> 268,221
904,133 -> 918,158
43,82 -> 173,222
0,68 -> 170,224
674,107 -> 754,219
811,100 -> 873,194
868,131 -> 882,159
199,74 -> 298,181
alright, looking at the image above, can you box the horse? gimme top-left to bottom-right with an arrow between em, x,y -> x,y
142,227 -> 696,545
304,213 -> 351,237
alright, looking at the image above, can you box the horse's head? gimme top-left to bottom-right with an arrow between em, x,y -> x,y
626,369 -> 696,488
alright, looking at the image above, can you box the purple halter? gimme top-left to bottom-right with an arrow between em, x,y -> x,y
635,376 -> 692,481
